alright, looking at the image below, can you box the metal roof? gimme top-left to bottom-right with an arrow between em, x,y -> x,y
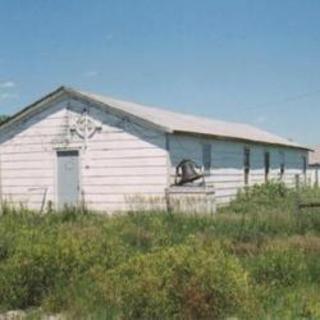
0,86 -> 310,151
75,88 -> 309,150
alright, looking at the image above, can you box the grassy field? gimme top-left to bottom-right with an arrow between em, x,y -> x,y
1,183 -> 320,319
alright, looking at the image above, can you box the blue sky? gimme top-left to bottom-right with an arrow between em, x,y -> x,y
0,0 -> 319,146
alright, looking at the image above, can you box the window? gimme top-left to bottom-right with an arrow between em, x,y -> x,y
302,156 -> 307,182
264,151 -> 270,182
202,144 -> 212,174
244,147 -> 250,185
279,151 -> 285,180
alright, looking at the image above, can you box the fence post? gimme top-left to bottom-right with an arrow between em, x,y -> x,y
294,192 -> 301,216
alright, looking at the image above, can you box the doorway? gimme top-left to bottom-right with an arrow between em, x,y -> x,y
57,150 -> 80,208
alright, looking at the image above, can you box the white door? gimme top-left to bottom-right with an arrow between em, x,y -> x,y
57,150 -> 80,208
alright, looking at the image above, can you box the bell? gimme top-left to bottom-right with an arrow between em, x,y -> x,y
175,159 -> 203,185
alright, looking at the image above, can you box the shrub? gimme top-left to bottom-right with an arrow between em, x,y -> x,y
89,239 -> 256,320
225,182 -> 294,214
300,287 -> 320,319
249,244 -> 307,287
0,215 -> 131,310
0,187 -> 320,318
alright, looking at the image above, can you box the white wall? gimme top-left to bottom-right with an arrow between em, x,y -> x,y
0,96 -> 169,212
307,166 -> 320,187
169,134 -> 308,205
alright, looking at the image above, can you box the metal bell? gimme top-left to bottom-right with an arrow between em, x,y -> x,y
175,159 -> 203,185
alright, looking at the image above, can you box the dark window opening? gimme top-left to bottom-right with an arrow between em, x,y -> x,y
302,156 -> 307,182
244,147 -> 250,185
264,151 -> 270,182
202,144 -> 212,174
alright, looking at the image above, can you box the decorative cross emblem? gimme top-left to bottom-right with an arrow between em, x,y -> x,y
70,109 -> 102,148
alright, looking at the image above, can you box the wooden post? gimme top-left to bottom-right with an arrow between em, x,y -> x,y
165,188 -> 172,213
294,192 -> 301,216
294,174 -> 301,216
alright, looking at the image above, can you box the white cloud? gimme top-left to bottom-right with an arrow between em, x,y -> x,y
0,92 -> 18,100
83,71 -> 99,78
0,81 -> 16,88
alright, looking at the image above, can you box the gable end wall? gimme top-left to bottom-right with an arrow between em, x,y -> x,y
0,97 -> 169,212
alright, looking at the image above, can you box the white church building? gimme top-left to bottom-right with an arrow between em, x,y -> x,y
0,86 -> 309,212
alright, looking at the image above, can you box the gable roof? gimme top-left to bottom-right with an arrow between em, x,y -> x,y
1,86 -> 310,151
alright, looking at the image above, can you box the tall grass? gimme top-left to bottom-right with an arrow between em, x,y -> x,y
0,182 -> 320,318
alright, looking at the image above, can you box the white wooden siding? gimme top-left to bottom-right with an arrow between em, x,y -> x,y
307,167 -> 319,187
0,97 -> 168,212
169,134 -> 308,206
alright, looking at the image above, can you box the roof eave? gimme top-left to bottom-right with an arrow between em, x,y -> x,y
0,86 -> 67,131
172,129 -> 311,151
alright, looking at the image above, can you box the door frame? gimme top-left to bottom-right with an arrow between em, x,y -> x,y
54,148 -> 82,209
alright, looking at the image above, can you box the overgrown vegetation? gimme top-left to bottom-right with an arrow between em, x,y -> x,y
1,183 -> 320,319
